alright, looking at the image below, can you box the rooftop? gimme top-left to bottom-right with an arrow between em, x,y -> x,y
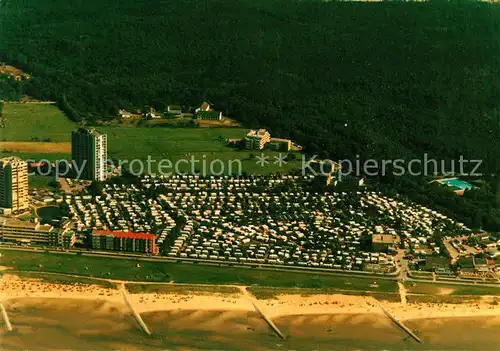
0,156 -> 26,165
246,129 -> 269,138
74,128 -> 105,137
474,257 -> 488,266
372,234 -> 394,244
425,256 -> 450,268
0,217 -> 53,231
196,111 -> 220,118
269,137 -> 291,143
92,230 -> 156,240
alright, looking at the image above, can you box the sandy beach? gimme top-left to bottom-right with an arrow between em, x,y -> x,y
2,273 -> 500,321
1,273 -> 500,350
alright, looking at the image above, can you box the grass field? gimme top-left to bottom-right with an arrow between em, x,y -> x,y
4,152 -> 72,163
0,249 -> 398,292
404,281 -> 500,296
28,175 -> 59,189
2,103 -> 76,142
1,103 -> 301,174
100,125 -> 301,175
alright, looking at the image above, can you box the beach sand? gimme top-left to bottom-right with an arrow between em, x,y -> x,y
1,274 -> 500,350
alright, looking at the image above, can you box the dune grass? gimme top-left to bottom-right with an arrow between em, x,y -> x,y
404,281 -> 500,296
12,271 -> 116,288
126,283 -> 240,295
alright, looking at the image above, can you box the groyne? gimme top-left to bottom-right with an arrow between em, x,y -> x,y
121,289 -> 151,335
0,302 -> 13,331
375,299 -> 421,343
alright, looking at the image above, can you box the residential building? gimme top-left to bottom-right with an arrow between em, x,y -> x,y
71,128 -> 108,181
307,159 -> 341,176
119,109 -> 132,119
167,105 -> 182,116
0,217 -> 59,245
364,263 -> 395,273
62,230 -> 76,248
371,234 -> 395,252
268,138 -> 292,152
142,106 -> 160,119
306,159 -> 341,186
0,156 -> 29,212
195,101 -> 211,113
473,256 -> 489,273
424,256 -> 451,273
458,257 -> 475,274
196,111 -> 222,121
245,129 -> 271,150
91,230 -> 158,255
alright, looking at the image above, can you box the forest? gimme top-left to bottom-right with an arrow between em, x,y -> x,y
1,0 -> 500,229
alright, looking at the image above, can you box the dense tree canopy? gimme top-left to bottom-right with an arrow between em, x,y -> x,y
1,0 -> 500,229
1,0 -> 499,167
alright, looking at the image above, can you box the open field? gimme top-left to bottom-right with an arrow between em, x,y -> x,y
197,116 -> 241,127
1,103 -> 301,174
99,125 -> 301,174
0,141 -> 70,153
2,103 -> 76,142
405,281 -> 500,296
4,152 -> 71,163
0,249 -> 398,292
144,116 -> 241,128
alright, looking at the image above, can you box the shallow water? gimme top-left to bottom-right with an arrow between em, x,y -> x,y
1,298 -> 500,351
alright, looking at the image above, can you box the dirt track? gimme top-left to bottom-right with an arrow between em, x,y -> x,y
0,142 -> 70,153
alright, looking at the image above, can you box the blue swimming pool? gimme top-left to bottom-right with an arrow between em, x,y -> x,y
438,178 -> 474,190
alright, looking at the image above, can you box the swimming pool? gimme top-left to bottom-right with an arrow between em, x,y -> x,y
438,178 -> 474,190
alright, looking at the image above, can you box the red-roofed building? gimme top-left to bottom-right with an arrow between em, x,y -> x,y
91,230 -> 158,255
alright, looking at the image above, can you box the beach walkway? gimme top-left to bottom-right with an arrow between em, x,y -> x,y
397,282 -> 407,305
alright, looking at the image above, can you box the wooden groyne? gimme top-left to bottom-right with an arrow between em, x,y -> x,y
0,302 -> 13,331
375,299 -> 421,343
250,300 -> 285,340
121,289 -> 151,335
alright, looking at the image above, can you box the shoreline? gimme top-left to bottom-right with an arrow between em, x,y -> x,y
1,274 -> 500,323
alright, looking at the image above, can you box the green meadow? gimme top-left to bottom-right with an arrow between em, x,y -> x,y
1,249 -> 398,292
2,103 -> 76,142
1,103 -> 301,174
